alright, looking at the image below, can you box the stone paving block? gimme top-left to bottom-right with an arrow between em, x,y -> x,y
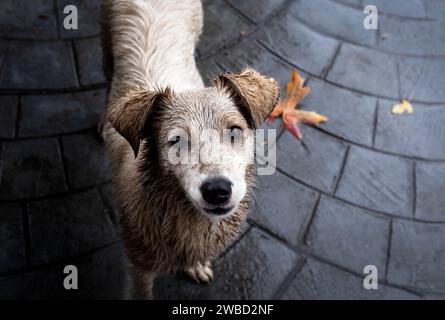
252,171 -> 319,246
276,126 -> 348,194
0,0 -> 58,39
302,78 -> 376,146
216,39 -> 309,92
375,100 -> 445,160
0,41 -> 77,89
226,0 -> 286,23
198,0 -> 252,57
423,293 -> 445,300
0,96 -> 18,138
388,220 -> 445,292
61,132 -> 111,189
0,242 -> 126,299
281,258 -> 418,299
220,220 -> 252,256
378,17 -> 445,56
67,242 -> 127,299
19,90 -> 106,137
305,196 -> 390,274
292,0 -> 375,46
28,189 -> 116,266
0,41 -> 8,71
335,146 -> 413,217
0,204 -> 26,273
366,0 -> 427,18
74,38 -> 106,86
415,162 -> 445,222
57,0 -> 101,39
335,0 -> 363,6
257,3 -> 339,76
0,266 -> 61,300
425,0 -> 445,19
327,43 -> 398,99
399,57 -> 445,103
99,183 -> 120,229
155,227 -> 301,299
0,139 -> 67,200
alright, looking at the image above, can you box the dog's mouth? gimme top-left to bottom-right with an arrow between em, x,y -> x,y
203,206 -> 234,215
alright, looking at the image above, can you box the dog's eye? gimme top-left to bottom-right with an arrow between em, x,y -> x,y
229,126 -> 242,141
230,126 -> 243,137
168,135 -> 181,146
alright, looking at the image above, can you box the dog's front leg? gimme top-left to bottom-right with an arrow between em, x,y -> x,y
127,264 -> 156,300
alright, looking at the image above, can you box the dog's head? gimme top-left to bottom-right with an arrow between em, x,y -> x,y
108,68 -> 279,218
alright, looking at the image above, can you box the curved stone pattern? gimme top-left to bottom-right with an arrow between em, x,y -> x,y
0,96 -> 18,138
305,196 -> 391,274
257,6 -> 340,77
0,0 -> 58,40
0,139 -> 67,200
277,128 -> 348,194
197,0 -> 253,57
0,204 -> 26,273
388,220 -> 445,292
375,100 -> 445,160
414,162 -> 445,222
252,171 -> 319,246
0,41 -> 78,90
0,0 -> 444,299
19,90 -> 106,137
293,0 -> 377,47
281,258 -> 419,300
335,146 -> 413,218
302,79 -> 377,146
27,190 -> 116,265
154,228 -> 302,299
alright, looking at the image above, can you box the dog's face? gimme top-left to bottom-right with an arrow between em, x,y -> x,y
108,68 -> 279,218
155,88 -> 254,218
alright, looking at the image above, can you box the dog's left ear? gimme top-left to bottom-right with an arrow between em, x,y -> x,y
213,68 -> 280,128
107,87 -> 170,157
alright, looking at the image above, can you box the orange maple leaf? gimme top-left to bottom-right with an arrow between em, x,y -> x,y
268,70 -> 328,140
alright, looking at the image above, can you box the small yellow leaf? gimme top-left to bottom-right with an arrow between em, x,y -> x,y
392,100 -> 413,115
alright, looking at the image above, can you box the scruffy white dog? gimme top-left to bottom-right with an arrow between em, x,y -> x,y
101,0 -> 279,299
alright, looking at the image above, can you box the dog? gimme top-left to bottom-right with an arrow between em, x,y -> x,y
101,0 -> 280,299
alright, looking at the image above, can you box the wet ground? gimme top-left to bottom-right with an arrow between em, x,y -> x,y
0,0 -> 444,299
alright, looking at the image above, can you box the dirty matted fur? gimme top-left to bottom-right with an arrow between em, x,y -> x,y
101,0 -> 280,299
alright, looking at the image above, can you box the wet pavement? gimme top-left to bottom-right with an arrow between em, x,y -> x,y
0,0 -> 444,299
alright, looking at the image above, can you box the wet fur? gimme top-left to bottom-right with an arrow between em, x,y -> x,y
101,0 -> 279,299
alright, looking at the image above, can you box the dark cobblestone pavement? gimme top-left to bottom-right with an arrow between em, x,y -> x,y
0,0 -> 444,299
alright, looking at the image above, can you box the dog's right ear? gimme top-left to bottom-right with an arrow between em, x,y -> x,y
107,88 -> 169,157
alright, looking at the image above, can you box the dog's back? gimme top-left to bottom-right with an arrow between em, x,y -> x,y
101,0 -> 204,100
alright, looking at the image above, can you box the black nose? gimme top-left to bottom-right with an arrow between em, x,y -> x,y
201,178 -> 232,205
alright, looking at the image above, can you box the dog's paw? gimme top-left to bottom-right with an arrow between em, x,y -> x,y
184,261 -> 214,284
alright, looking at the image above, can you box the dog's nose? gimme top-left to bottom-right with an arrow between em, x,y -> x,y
201,178 -> 232,205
